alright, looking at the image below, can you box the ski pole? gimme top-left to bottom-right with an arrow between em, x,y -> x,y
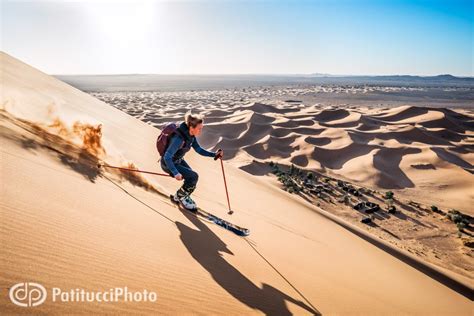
98,162 -> 171,177
215,156 -> 233,215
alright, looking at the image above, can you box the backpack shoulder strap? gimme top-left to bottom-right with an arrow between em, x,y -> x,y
170,126 -> 187,149
176,123 -> 193,143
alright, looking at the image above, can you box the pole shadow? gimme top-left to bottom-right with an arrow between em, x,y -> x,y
175,206 -> 321,315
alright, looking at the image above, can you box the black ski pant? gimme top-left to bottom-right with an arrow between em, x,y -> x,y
161,158 -> 199,197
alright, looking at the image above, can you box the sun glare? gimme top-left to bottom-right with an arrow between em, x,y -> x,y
84,1 -> 157,41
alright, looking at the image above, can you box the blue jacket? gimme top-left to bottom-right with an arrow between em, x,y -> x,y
163,122 -> 215,176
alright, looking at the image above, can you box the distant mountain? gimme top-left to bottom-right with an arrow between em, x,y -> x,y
308,73 -> 335,77
308,74 -> 472,80
56,73 -> 474,92
302,74 -> 474,87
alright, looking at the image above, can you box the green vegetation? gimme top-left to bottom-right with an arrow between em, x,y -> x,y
446,209 -> 471,234
270,162 -> 303,194
384,191 -> 394,199
267,161 -> 470,247
457,222 -> 467,232
338,194 -> 350,204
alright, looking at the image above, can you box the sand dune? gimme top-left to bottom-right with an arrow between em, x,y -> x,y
88,70 -> 473,285
94,86 -> 473,213
313,108 -> 352,122
1,52 -> 473,314
199,104 -> 473,213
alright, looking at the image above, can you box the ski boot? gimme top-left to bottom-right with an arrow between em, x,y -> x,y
173,194 -> 197,211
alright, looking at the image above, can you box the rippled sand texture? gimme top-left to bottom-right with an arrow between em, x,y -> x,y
94,91 -> 473,215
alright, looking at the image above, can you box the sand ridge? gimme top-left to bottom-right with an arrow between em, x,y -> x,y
95,90 -> 473,214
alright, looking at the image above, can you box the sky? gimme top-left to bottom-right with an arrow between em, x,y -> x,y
1,0 -> 473,76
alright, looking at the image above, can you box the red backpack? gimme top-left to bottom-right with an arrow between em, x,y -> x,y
156,123 -> 184,156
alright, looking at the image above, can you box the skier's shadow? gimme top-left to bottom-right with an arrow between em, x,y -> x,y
175,206 -> 321,315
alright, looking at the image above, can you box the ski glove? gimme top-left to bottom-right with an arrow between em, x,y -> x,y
215,148 -> 224,160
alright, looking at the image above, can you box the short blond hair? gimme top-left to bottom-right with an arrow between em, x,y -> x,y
185,111 -> 204,128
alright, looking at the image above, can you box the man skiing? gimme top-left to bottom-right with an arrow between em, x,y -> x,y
159,112 -> 223,210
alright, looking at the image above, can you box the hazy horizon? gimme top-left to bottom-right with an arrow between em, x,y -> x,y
54,72 -> 472,77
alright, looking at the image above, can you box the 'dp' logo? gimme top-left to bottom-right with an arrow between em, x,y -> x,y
9,282 -> 47,307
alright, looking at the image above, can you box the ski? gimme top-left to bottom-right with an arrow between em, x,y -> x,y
170,195 -> 250,236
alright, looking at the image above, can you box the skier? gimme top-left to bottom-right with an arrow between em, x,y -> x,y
159,112 -> 223,210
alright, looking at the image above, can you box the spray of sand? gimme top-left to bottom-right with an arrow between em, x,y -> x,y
47,118 -> 106,157
46,116 -> 162,192
111,162 -> 163,195
2,108 -> 161,193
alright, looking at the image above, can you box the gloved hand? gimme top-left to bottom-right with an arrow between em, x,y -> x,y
214,148 -> 224,160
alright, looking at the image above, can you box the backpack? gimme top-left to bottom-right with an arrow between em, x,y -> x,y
156,123 -> 178,156
156,122 -> 185,156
